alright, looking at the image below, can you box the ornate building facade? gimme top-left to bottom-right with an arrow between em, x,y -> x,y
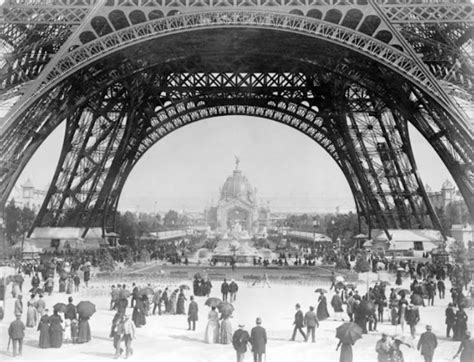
205,159 -> 270,234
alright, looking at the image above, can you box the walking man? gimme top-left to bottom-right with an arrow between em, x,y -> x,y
221,279 -> 229,302
8,314 -> 25,357
304,306 -> 319,343
14,295 -> 23,317
445,303 -> 456,338
250,317 -> 267,362
229,280 -> 239,302
417,325 -> 438,362
187,296 -> 198,331
232,324 -> 250,362
291,303 -> 307,341
122,314 -> 136,358
375,333 -> 391,362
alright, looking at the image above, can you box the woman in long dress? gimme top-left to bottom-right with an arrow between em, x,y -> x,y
453,307 -> 468,341
177,290 -> 186,315
49,310 -> 63,348
337,340 -> 353,362
132,296 -> 146,327
331,291 -> 344,321
170,290 -> 178,315
26,297 -> 37,327
77,316 -> 91,343
204,306 -> 219,343
219,313 -> 233,344
66,276 -> 74,294
317,292 -> 330,321
38,311 -> 51,348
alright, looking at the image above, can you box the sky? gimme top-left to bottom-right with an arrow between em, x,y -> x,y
16,115 -> 455,214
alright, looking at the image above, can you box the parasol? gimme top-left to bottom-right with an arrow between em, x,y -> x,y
217,301 -> 234,316
205,297 -> 222,307
336,322 -> 363,344
179,284 -> 190,290
397,267 -> 405,272
314,288 -> 328,294
13,275 -> 24,284
359,301 -> 375,315
393,334 -> 413,348
410,294 -> 424,306
396,289 -> 410,296
459,296 -> 471,308
138,287 -> 154,296
53,302 -> 67,313
335,276 -> 345,283
345,283 -> 357,290
77,301 -> 96,318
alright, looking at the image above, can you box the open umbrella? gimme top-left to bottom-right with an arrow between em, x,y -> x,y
217,301 -> 234,317
345,283 -> 357,290
396,289 -> 410,296
393,334 -> 413,348
314,288 -> 328,294
205,297 -> 222,307
410,294 -> 424,306
179,284 -> 190,290
53,302 -> 67,313
138,287 -> 154,296
335,276 -> 345,283
336,322 -> 363,344
77,301 -> 96,318
359,301 -> 375,315
397,267 -> 405,272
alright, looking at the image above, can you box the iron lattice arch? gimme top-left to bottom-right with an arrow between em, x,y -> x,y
0,4 -> 472,238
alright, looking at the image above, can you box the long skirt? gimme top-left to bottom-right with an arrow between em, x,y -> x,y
38,325 -> 50,348
132,308 -> 146,327
26,306 -> 37,327
219,319 -> 233,344
177,299 -> 185,315
77,319 -> 91,343
59,281 -> 66,293
317,302 -> 330,321
66,281 -> 73,294
204,320 -> 219,343
49,328 -> 63,348
339,343 -> 353,362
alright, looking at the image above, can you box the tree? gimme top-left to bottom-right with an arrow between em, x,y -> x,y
449,239 -> 467,265
99,249 -> 116,272
163,210 -> 179,227
116,211 -> 139,245
354,252 -> 370,273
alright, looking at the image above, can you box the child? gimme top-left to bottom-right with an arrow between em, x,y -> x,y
71,319 -> 79,344
64,319 -> 71,343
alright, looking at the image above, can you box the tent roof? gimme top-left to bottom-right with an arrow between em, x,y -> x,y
29,227 -> 103,240
372,229 -> 443,242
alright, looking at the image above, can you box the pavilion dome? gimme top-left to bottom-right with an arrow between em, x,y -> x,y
220,160 -> 255,203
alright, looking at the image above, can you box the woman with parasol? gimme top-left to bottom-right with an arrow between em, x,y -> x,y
49,309 -> 64,348
77,301 -> 95,343
335,322 -> 362,362
204,306 -> 220,343
37,308 -> 51,348
169,289 -> 179,315
316,290 -> 330,321
219,306 -> 233,344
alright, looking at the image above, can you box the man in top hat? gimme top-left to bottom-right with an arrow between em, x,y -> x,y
8,314 -> 25,357
417,325 -> 438,362
232,323 -> 250,362
250,317 -> 267,362
375,333 -> 391,362
229,280 -> 239,303
187,296 -> 198,331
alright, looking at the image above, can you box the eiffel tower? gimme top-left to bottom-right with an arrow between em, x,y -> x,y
0,0 -> 472,239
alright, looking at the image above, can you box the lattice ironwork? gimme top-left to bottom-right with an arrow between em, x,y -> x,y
0,1 -> 472,239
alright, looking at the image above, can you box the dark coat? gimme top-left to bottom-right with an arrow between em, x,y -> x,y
250,325 -> 267,354
221,282 -> 229,294
188,301 -> 198,321
417,331 -> 437,357
232,329 -> 250,353
49,314 -> 63,348
77,317 -> 91,343
304,311 -> 319,328
37,315 -> 50,348
445,307 -> 456,325
294,310 -> 304,328
65,303 -> 77,320
8,319 -> 25,339
229,282 -> 238,293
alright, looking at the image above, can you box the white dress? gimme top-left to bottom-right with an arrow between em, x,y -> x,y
204,310 -> 219,343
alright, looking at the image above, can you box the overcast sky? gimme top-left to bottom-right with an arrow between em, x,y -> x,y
18,115 -> 454,214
